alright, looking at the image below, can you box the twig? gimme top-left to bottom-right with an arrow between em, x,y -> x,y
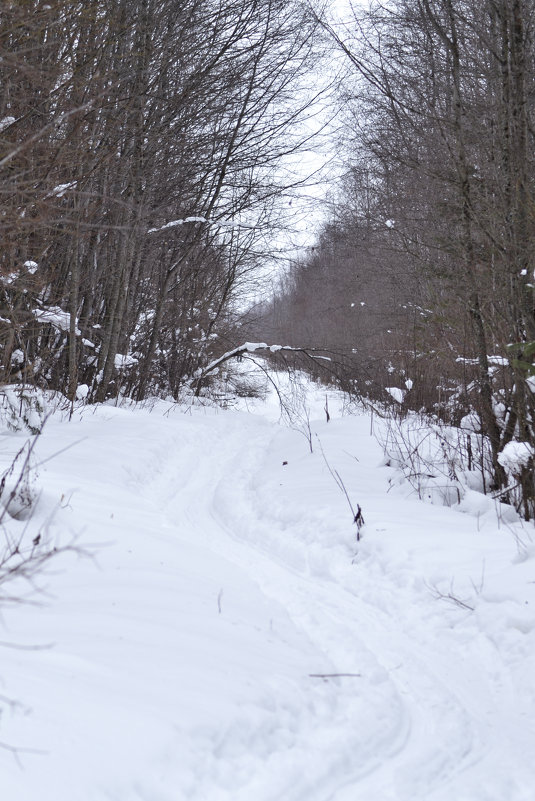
425,580 -> 474,611
0,740 -> 47,766
317,438 -> 365,540
309,673 -> 361,679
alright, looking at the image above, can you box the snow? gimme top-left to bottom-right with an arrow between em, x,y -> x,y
0,115 -> 16,132
1,271 -> 19,285
460,410 -> 481,432
456,355 -> 508,367
47,181 -> 77,199
113,353 -> 138,369
197,342 -> 299,381
10,348 -> 24,365
498,441 -> 534,475
386,386 -> 405,403
75,383 -> 90,400
148,216 -> 254,235
148,216 -> 208,233
32,305 -> 80,335
1,374 -> 535,800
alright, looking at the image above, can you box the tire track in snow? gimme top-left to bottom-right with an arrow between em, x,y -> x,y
208,420 -> 479,790
142,408 -> 534,801
154,416 -> 416,797
141,412 -> 409,800
206,416 -> 531,800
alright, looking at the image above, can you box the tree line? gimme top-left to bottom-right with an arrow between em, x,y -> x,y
261,0 -> 535,518
0,0 -> 319,403
5,0 -> 535,516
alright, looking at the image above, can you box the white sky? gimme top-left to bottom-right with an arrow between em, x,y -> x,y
266,0 -> 359,267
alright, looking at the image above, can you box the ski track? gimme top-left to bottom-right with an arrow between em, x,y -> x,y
2,401 -> 534,800
139,409 -> 535,801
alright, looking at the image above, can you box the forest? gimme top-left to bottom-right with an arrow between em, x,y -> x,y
261,0 -> 535,519
0,0 -> 319,401
3,5 -> 535,795
3,0 -> 535,517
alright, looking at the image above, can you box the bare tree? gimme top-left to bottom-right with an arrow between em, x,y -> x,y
1,1 -> 324,405
270,0 -> 535,515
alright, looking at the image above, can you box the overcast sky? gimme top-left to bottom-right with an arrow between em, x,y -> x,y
269,1 -> 358,264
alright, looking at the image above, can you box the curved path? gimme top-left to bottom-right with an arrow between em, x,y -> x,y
147,406 -> 535,801
2,398 -> 534,800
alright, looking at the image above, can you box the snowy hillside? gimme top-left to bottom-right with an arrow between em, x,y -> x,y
1,378 -> 535,801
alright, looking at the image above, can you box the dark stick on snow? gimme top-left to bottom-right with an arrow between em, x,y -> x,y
309,673 -> 362,678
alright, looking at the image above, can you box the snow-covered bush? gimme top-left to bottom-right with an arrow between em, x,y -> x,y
0,440 -> 39,520
495,440 -> 535,520
379,411 -> 493,508
0,385 -> 47,434
498,441 -> 534,475
0,420 -> 80,615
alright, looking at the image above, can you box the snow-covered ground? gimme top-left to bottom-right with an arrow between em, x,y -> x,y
1,375 -> 535,800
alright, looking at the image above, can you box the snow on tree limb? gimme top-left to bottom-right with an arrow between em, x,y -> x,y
147,217 -> 208,234
32,305 -> 80,335
193,342 -> 332,391
147,216 -> 256,234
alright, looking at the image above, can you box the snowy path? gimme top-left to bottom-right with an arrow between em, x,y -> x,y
159,411 -> 535,801
2,393 -> 535,800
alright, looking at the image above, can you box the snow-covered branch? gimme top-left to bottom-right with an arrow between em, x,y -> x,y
193,342 -> 332,392
147,216 -> 256,235
147,217 -> 209,234
32,305 -> 80,335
